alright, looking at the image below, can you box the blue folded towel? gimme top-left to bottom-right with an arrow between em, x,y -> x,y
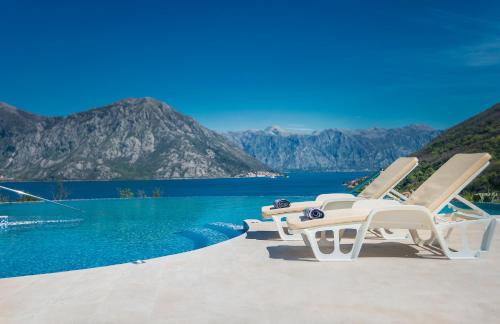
304,207 -> 325,220
272,199 -> 291,209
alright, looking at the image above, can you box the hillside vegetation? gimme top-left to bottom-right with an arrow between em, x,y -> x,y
397,103 -> 499,201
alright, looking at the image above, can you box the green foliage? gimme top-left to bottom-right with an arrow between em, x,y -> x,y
346,104 -> 500,203
396,163 -> 435,192
461,192 -> 475,202
16,195 -> 40,202
467,192 -> 498,203
398,104 -> 500,201
152,187 -> 162,198
118,188 -> 134,199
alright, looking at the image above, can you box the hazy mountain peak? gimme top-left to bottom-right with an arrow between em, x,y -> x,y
225,124 -> 440,171
404,124 -> 438,131
111,96 -> 164,105
261,125 -> 316,135
100,97 -> 174,112
264,125 -> 288,135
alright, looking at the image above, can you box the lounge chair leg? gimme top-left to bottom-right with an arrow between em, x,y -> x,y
434,219 -> 493,259
302,223 -> 364,261
480,218 -> 497,252
434,228 -> 478,259
271,215 -> 302,241
319,231 -> 329,245
301,233 -> 311,247
409,229 -> 436,246
351,224 -> 369,259
375,228 -> 409,240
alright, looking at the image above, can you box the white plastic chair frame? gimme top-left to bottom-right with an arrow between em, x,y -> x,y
293,161 -> 498,261
271,162 -> 418,241
299,204 -> 496,261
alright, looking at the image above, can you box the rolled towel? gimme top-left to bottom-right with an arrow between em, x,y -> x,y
304,207 -> 325,220
272,199 -> 291,209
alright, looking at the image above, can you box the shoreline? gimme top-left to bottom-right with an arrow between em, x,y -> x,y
1,196 -> 498,207
0,170 -> 373,184
0,174 -> 285,184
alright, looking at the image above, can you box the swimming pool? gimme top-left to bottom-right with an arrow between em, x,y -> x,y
1,196 -> 498,278
1,196 -> 306,278
1,171 -> 498,279
1,173 -> 359,278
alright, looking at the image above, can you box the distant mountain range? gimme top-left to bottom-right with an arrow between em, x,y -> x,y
398,103 -> 499,196
0,97 -> 446,181
225,125 -> 440,171
0,98 -> 275,180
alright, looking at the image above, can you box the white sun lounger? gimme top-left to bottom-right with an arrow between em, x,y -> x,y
261,157 -> 419,240
286,153 -> 497,261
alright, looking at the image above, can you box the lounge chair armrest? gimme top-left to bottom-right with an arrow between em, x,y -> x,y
366,204 -> 431,216
316,193 -> 355,202
320,197 -> 361,211
352,199 -> 401,210
365,205 -> 497,258
261,201 -> 320,217
449,211 -> 489,221
448,208 -> 488,220
365,205 -> 435,230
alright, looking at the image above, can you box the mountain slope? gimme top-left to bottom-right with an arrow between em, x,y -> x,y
398,103 -> 499,195
225,125 -> 440,171
0,98 -> 275,180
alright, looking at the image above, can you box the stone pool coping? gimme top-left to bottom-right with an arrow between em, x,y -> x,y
1,219 -> 500,323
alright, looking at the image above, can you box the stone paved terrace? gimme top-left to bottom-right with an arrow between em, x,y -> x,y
1,220 -> 499,323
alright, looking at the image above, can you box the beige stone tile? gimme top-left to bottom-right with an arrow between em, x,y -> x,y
0,221 -> 499,323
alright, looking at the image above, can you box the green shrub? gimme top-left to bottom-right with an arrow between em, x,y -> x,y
16,195 -> 40,202
152,187 -> 162,198
118,188 -> 134,199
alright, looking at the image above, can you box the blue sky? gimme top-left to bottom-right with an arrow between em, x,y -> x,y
1,0 -> 499,131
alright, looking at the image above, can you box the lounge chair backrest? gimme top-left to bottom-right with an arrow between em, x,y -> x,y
358,157 -> 418,199
316,193 -> 355,202
404,153 -> 491,213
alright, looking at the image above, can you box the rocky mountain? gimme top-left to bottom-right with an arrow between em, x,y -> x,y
398,103 -> 499,196
225,125 -> 440,171
0,98 -> 276,180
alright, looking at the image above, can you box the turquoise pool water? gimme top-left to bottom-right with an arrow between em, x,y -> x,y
2,172 -> 359,278
1,196 -> 306,278
0,172 -> 498,279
